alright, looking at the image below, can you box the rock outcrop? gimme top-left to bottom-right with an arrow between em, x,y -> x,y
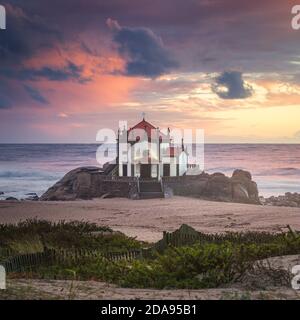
201,173 -> 232,201
40,167 -> 105,201
24,193 -> 39,201
40,166 -> 136,201
163,169 -> 259,204
5,197 -> 18,201
261,192 -> 300,208
40,166 -> 259,204
231,169 -> 259,203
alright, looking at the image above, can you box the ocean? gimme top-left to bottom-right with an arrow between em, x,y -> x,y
0,144 -> 300,199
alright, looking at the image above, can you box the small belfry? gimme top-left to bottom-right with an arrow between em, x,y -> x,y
117,115 -> 188,180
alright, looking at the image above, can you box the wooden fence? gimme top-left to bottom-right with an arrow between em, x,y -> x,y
1,251 -> 48,273
1,224 -> 299,273
0,247 -> 150,273
153,224 -> 201,252
153,224 -> 300,252
46,247 -> 145,263
0,224 -> 212,273
0,224 -> 201,273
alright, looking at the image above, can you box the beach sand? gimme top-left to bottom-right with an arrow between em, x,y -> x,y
1,197 -> 300,300
2,255 -> 300,300
0,196 -> 300,242
3,279 -> 299,300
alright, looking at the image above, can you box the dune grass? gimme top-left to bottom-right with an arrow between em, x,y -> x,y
1,219 -> 299,289
0,219 -> 143,254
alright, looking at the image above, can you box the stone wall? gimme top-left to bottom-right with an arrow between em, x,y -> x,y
102,180 -> 137,198
162,174 -> 209,197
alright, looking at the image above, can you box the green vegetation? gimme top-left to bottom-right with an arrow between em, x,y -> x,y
33,238 -> 299,289
1,219 -> 299,290
0,219 -> 143,254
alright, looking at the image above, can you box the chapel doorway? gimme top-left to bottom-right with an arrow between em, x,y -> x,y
140,164 -> 151,179
163,164 -> 170,177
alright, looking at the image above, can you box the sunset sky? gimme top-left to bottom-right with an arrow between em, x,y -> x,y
0,0 -> 300,143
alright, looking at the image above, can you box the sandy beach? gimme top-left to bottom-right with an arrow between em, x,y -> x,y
1,196 -> 300,300
4,279 -> 299,300
2,255 -> 300,300
0,196 -> 299,242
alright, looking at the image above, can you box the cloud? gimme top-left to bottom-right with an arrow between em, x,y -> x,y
0,61 -> 89,83
24,85 -> 49,105
0,80 -> 14,109
294,130 -> 300,140
20,61 -> 90,83
107,18 -> 178,77
0,4 -> 60,64
0,3 -> 63,109
212,71 -> 253,99
292,73 -> 300,85
0,94 -> 12,109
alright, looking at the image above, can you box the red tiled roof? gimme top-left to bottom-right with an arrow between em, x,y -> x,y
128,119 -> 168,141
128,119 -> 156,137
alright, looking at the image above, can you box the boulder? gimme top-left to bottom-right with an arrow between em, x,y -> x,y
0,191 -> 4,195
231,169 -> 259,203
262,192 -> 300,207
201,174 -> 232,201
40,167 -> 104,201
232,169 -> 252,181
25,193 -> 39,201
5,197 -> 18,201
232,183 -> 249,200
163,169 -> 260,204
40,166 -> 260,204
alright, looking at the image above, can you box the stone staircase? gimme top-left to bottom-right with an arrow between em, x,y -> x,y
103,164 -> 118,176
138,180 -> 164,199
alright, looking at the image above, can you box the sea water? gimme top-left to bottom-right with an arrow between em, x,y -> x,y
0,144 -> 300,199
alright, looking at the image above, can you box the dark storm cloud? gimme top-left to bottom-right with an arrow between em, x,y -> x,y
2,1 -> 297,74
0,80 -> 19,109
0,0 -> 297,113
20,62 -> 90,83
24,85 -> 49,105
107,18 -> 178,77
1,62 -> 89,83
212,71 -> 253,99
0,93 -> 12,109
0,4 -> 88,82
0,4 -> 60,64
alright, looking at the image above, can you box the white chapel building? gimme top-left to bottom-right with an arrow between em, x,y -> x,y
117,116 -> 188,179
